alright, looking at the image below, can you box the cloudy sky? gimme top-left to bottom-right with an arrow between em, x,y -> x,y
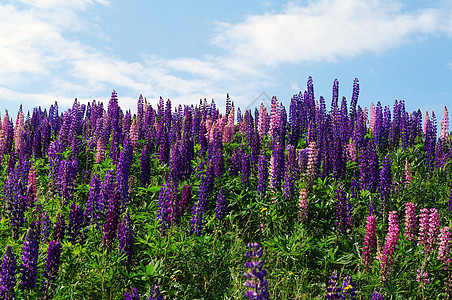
1,0 -> 451,118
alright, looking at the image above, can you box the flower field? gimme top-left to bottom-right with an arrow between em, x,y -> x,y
0,76 -> 451,299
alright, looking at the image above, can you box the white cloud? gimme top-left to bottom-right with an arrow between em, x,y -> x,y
212,0 -> 440,65
0,0 -> 450,114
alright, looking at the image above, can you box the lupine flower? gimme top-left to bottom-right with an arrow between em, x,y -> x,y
371,292 -> 385,300
298,187 -> 308,222
1,245 -> 16,300
140,145 -> 151,187
244,242 -> 269,300
306,141 -> 318,182
215,187 -> 227,220
53,213 -> 65,242
449,177 -> 452,214
241,151 -> 251,186
190,176 -> 208,236
129,118 -> 140,150
404,159 -> 412,186
124,288 -> 140,300
68,202 -> 86,244
440,106 -> 449,140
269,144 -> 284,189
149,285 -> 164,300
257,153 -> 268,197
340,275 -> 356,299
20,228 -> 39,290
39,212 -> 51,243
335,187 -> 352,235
326,271 -> 341,299
103,188 -> 121,248
362,214 -> 376,268
404,202 -> 417,242
41,241 -> 62,298
416,269 -> 430,285
118,209 -> 134,263
418,208 -> 430,251
96,138 -> 106,163
380,211 -> 399,282
438,227 -> 451,262
427,208 -> 440,252
379,154 -> 392,209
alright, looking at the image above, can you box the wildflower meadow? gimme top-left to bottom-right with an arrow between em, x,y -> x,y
0,77 -> 451,299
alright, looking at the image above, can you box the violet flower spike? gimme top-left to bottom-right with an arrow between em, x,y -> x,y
1,245 -> 17,300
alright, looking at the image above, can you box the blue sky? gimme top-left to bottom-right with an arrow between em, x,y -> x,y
1,0 -> 451,120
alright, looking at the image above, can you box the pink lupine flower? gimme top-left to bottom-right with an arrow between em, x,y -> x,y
129,118 -> 139,149
27,166 -> 37,207
427,208 -> 440,253
258,103 -> 269,138
438,227 -> 451,262
418,208 -> 430,250
222,107 -> 235,144
440,106 -> 449,140
306,142 -> 318,181
298,187 -> 308,221
380,211 -> 399,281
268,96 -> 280,138
14,111 -> 24,152
346,142 -> 357,163
369,102 -> 376,134
404,160 -> 412,186
417,269 -> 430,285
362,214 -> 377,268
96,138 -> 105,163
423,111 -> 429,136
404,202 -> 416,242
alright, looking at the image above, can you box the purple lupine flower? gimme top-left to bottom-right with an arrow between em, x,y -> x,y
283,157 -> 294,201
156,184 -> 169,228
87,173 -> 102,224
371,292 -> 385,300
101,170 -> 116,218
379,154 -> 392,209
41,241 -> 62,298
244,242 -> 269,300
103,188 -> 121,248
438,227 -> 451,262
1,245 -> 17,300
68,202 -> 86,244
39,212 -> 51,243
229,148 -> 241,177
149,285 -> 164,300
140,145 -> 151,187
326,271 -> 341,299
269,143 -> 284,190
257,153 -> 268,197
404,202 -> 416,242
53,213 -> 65,242
362,214 -> 376,268
241,150 -> 251,186
124,288 -> 140,300
190,176 -> 208,236
179,184 -> 193,214
340,275 -> 356,299
359,142 -> 379,193
380,211 -> 399,282
335,187 -> 353,235
117,136 -> 133,210
215,187 -> 227,220
418,208 -> 430,251
118,209 -> 134,263
20,228 -> 39,290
